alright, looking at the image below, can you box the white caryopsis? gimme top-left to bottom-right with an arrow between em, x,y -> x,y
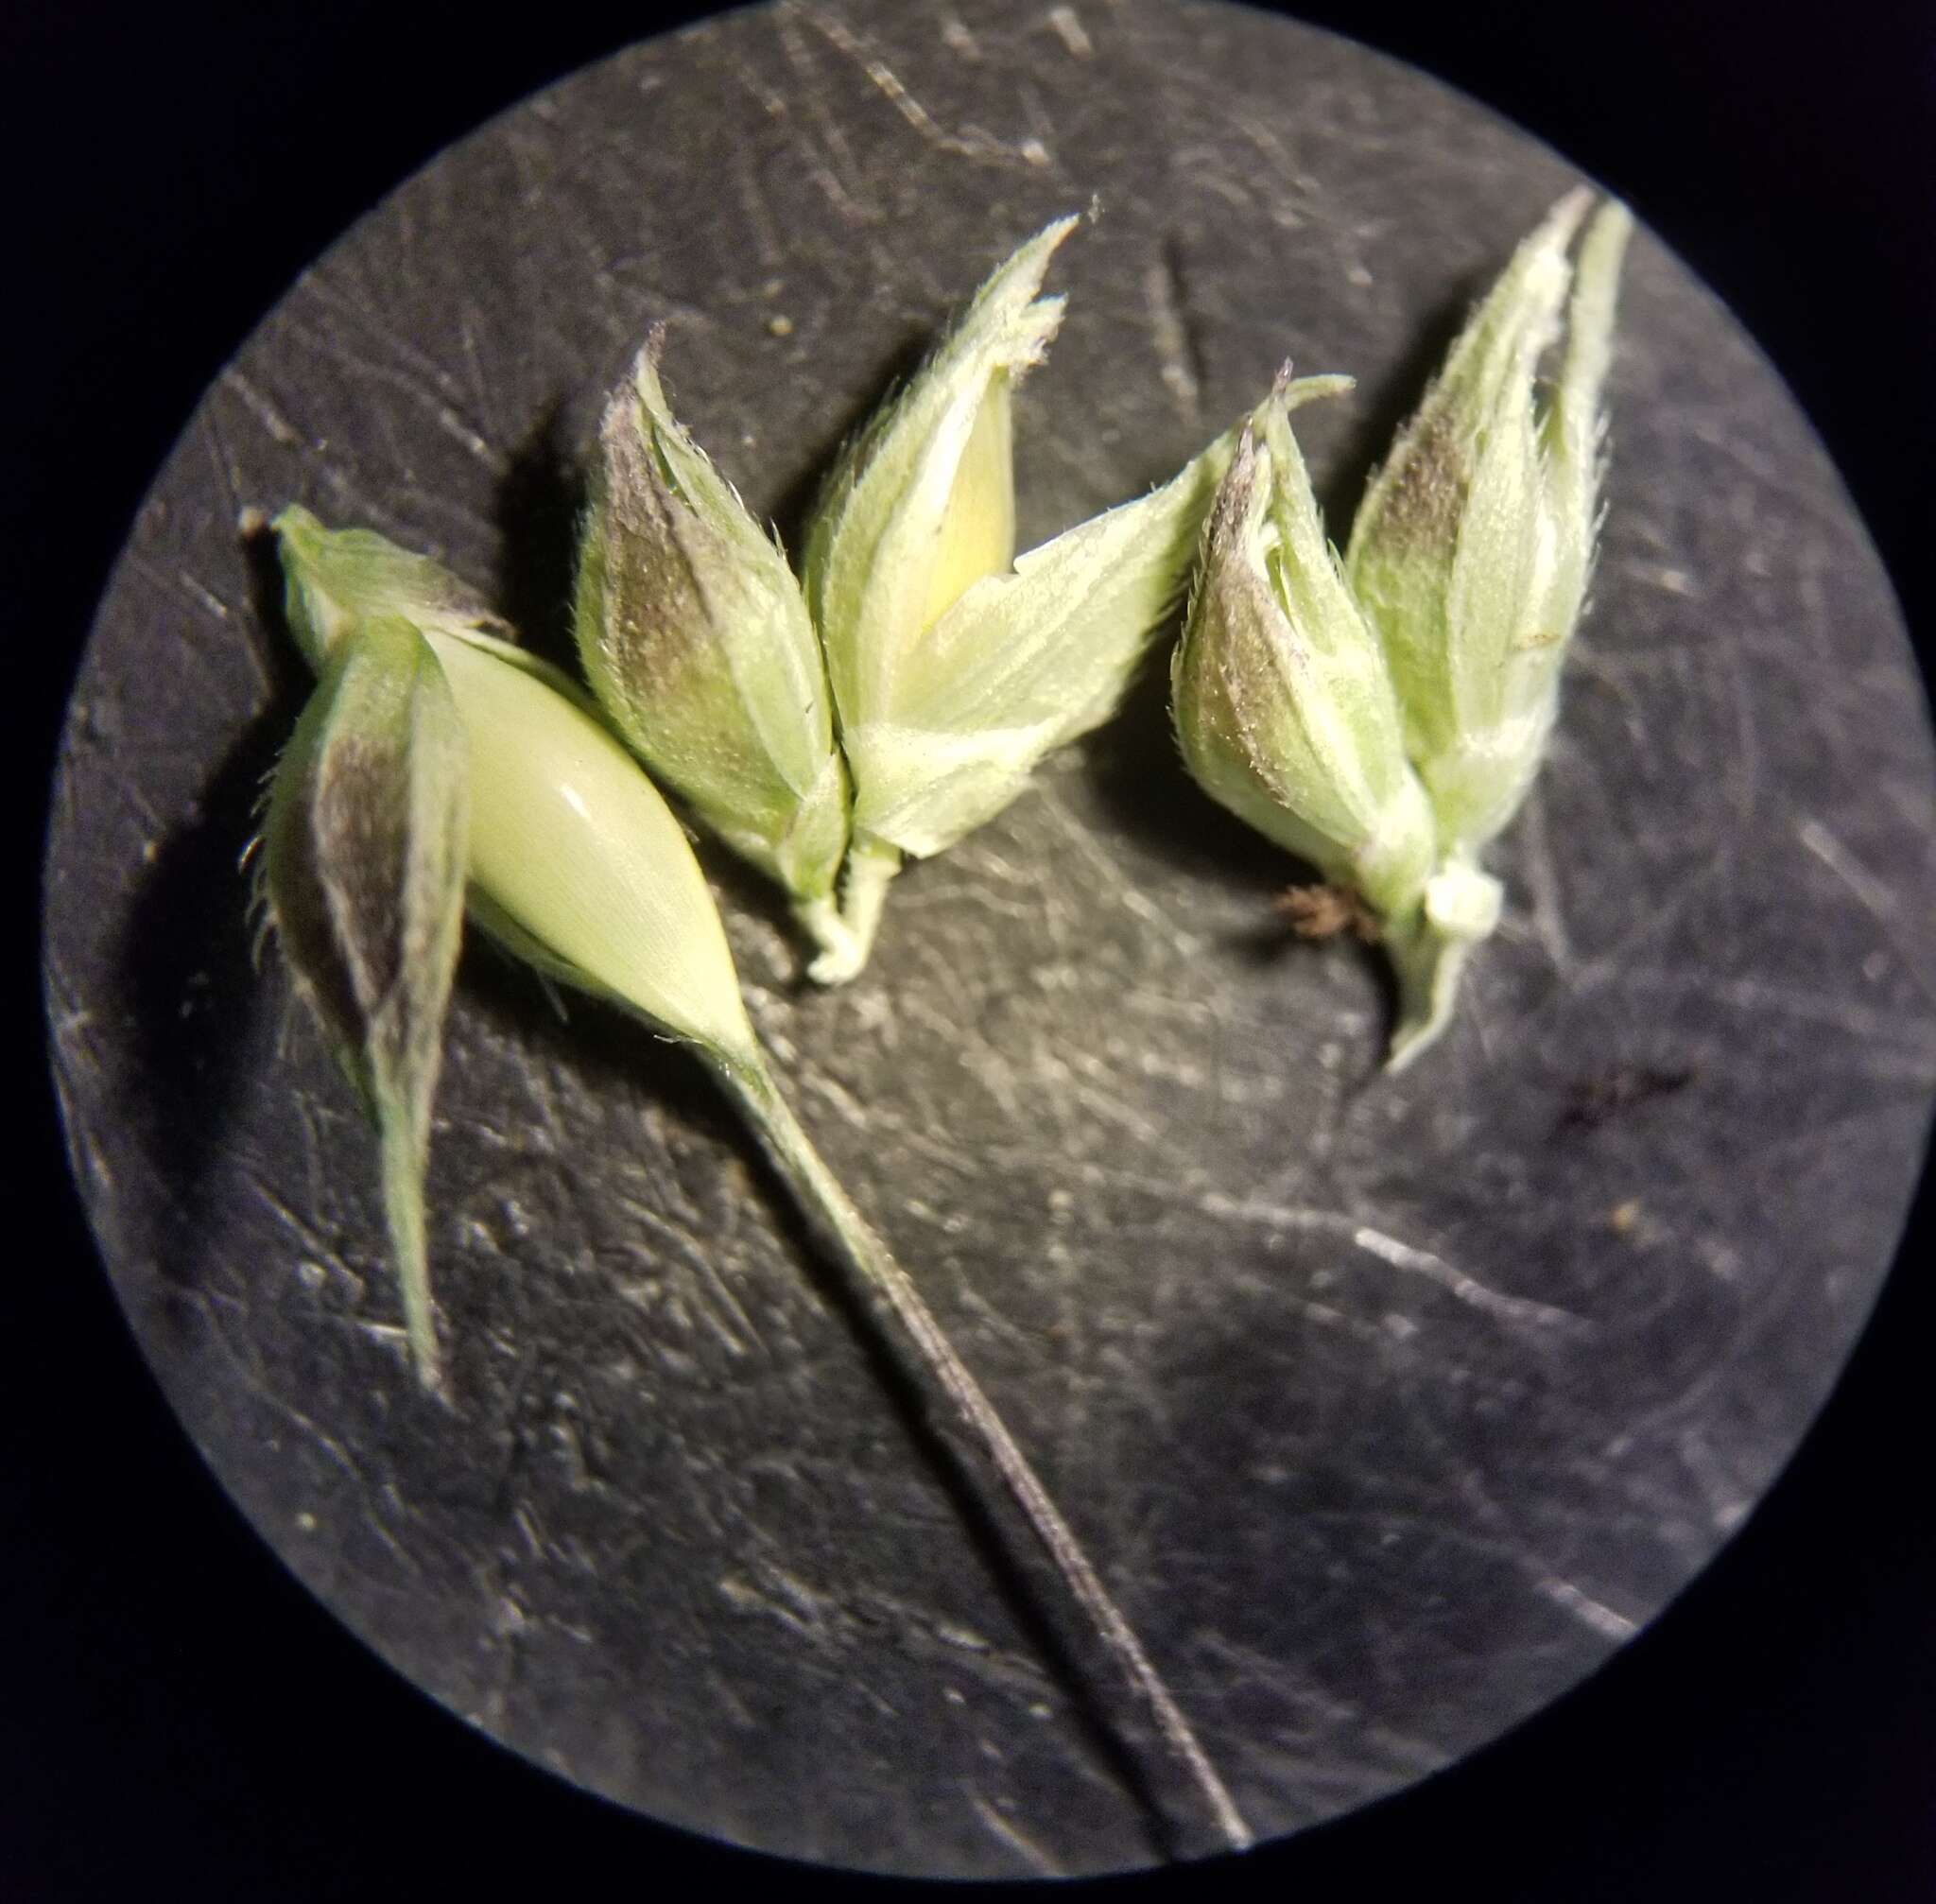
277,507 -> 760,1070
260,508 -> 1253,1856
1177,194 -> 1632,1068
581,216 -> 1237,982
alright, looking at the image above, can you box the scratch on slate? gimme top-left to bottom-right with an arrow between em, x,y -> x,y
300,271 -> 478,402
1350,1225 -> 1591,1335
283,318 -> 506,474
221,369 -> 302,446
793,1056 -> 967,1172
614,1196 -> 763,1358
184,1284 -> 426,1584
200,412 -> 248,537
1561,848 -> 1732,1000
734,148 -> 786,268
249,1175 -> 358,1275
735,52 -> 792,123
968,1788 -> 1063,1876
1038,1051 -> 1164,1145
1031,783 -> 1205,961
456,305 -> 502,444
693,1251 -> 764,1359
774,7 -> 882,221
1144,240 -> 1202,424
938,11 -> 981,61
718,1572 -> 825,1643
1198,1192 -> 1590,1338
1534,1574 -> 1638,1640
1798,818 -> 1901,921
1045,5 -> 1094,58
220,371 -> 414,535
1616,965 -> 1936,1050
123,552 -> 235,635
1798,816 -> 1936,1009
802,5 -> 1052,168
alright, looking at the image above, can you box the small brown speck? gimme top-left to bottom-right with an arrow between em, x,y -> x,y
1608,1200 -> 1642,1237
767,314 -> 794,338
1275,882 -> 1381,943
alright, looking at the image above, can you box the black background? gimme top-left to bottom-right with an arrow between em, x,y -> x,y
7,2 -> 1932,1896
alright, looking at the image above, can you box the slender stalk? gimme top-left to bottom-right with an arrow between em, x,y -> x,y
712,1048 -> 1253,1858
809,833 -> 901,983
1383,915 -> 1471,1075
1383,854 -> 1502,1072
792,891 -> 858,978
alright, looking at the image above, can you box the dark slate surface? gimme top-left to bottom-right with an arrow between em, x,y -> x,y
41,0 -> 1936,1879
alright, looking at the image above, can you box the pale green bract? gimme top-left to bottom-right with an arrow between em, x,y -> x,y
575,338 -> 850,945
1346,192 -> 1634,856
798,213 -> 1240,974
259,607 -> 470,1389
1173,372 -> 1433,924
277,507 -> 759,1073
804,216 -> 1076,726
579,215 -> 1238,982
846,425 -> 1237,859
1175,195 -> 1631,1069
267,505 -> 767,1378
